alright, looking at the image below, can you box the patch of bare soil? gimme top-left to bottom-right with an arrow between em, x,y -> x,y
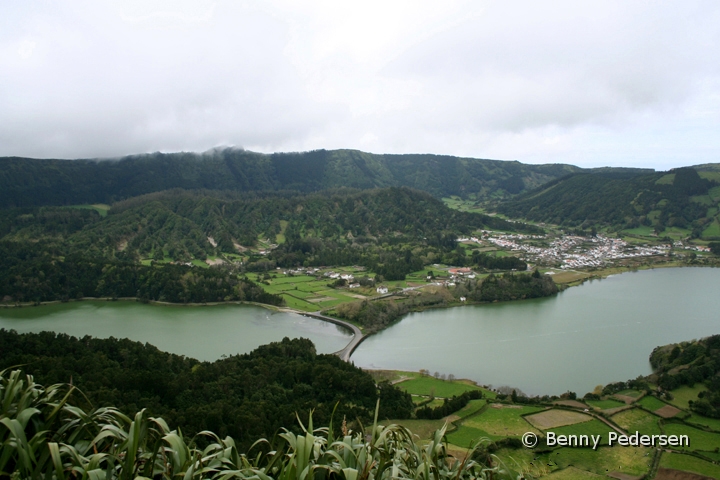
655,405 -> 682,418
654,468 -> 715,480
613,394 -> 638,404
205,258 -> 225,266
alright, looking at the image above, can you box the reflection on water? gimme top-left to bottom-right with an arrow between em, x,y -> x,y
0,301 -> 352,361
351,268 -> 720,396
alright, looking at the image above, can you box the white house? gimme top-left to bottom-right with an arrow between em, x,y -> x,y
376,286 -> 388,294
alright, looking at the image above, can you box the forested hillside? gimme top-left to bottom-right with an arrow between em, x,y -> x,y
0,188 -> 540,298
497,167 -> 720,238
0,148 -> 581,207
649,335 -> 720,418
0,331 -> 413,450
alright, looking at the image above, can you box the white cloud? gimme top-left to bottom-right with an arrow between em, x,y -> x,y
1,0 -> 719,168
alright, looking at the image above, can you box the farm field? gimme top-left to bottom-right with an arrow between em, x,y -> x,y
686,414 -> 720,432
614,389 -> 643,398
248,272 -> 375,312
536,446 -> 651,477
396,376 -> 484,398
610,408 -> 662,436
668,385 -> 708,410
542,466 -> 603,479
585,399 -> 625,410
524,409 -> 592,430
459,405 -> 543,438
637,395 -> 670,412
70,203 -> 111,217
453,399 -> 487,419
659,452 -> 720,479
662,423 -> 720,453
382,418 -> 448,443
549,419 -> 613,446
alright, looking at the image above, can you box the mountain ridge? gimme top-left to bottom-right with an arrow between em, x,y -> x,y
1,148 -> 589,207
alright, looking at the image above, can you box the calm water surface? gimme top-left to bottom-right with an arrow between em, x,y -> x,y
0,302 -> 352,360
351,267 -> 720,396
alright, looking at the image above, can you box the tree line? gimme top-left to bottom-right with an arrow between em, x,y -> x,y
498,167 -> 719,237
0,240 -> 283,305
0,331 -> 414,451
0,148 -> 584,208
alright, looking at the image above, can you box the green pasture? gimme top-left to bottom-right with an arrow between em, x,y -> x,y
454,399 -> 487,419
446,425 -> 496,446
659,452 -> 720,478
585,399 -> 625,410
702,218 -> 720,238
460,405 -> 543,438
441,197 -> 486,213
384,418 -> 448,443
669,385 -> 707,409
539,446 -> 651,477
657,227 -> 692,239
610,408 -> 662,436
691,194 -> 715,206
637,395 -> 669,412
69,204 -> 111,217
548,419 -> 612,446
280,294 -> 317,311
396,376 -> 483,398
614,389 -> 643,398
656,174 -> 675,185
708,185 -> 720,201
542,467 -> 603,479
702,450 -> 720,462
486,448 -> 542,478
621,226 -> 655,237
687,414 -> 720,432
663,423 -> 720,452
420,399 -> 446,410
269,275 -> 317,285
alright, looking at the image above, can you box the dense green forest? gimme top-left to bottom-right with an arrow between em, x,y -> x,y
497,167 -> 720,237
0,331 -> 413,450
0,188 -> 540,296
649,334 -> 720,418
464,270 -> 558,302
0,240 -> 282,304
0,148 -> 585,207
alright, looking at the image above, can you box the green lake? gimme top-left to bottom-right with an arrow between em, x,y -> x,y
0,302 -> 352,360
351,267 -> 720,396
1,267 -> 718,396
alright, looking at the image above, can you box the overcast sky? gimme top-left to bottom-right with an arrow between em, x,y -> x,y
2,1 -> 719,170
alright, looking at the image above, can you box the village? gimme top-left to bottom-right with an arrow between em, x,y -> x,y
459,231 -> 709,270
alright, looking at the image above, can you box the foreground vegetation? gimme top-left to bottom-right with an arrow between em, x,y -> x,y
0,368 -> 529,480
0,332 -> 413,451
3,329 -> 720,478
